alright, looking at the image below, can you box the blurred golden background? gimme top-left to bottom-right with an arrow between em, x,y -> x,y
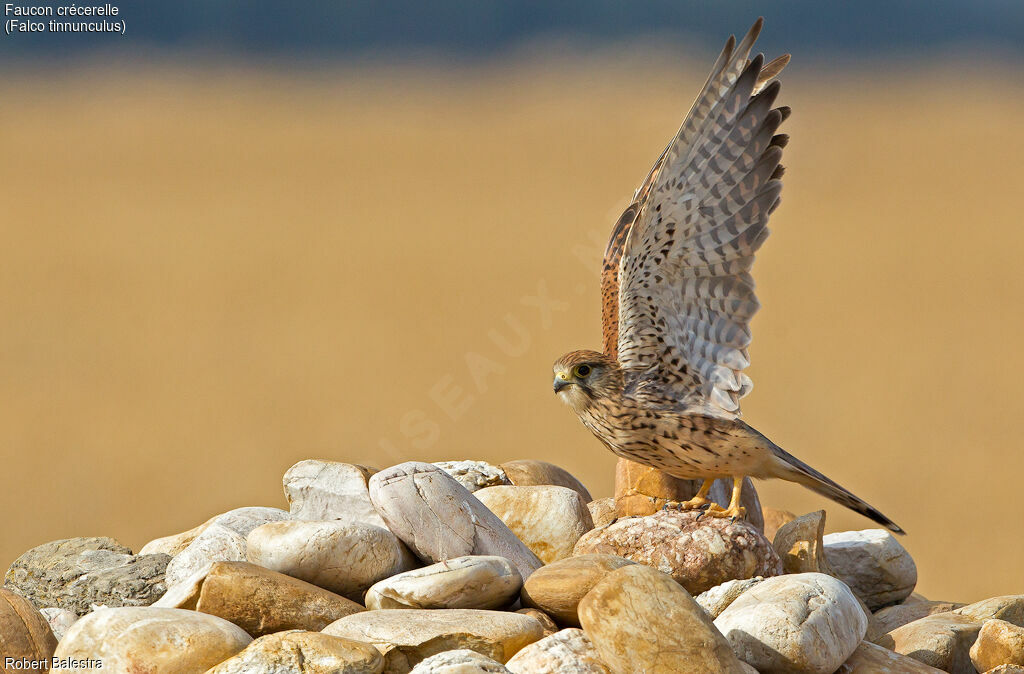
2,49 -> 1022,603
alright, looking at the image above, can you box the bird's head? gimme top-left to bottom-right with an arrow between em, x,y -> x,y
552,350 -> 623,412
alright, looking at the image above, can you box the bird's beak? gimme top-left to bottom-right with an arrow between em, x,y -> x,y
553,371 -> 570,393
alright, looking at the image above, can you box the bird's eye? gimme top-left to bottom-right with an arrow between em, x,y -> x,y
574,364 -> 592,378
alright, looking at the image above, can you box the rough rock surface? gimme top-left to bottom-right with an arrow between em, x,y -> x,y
4,537 -> 170,615
585,498 -> 616,528
875,612 -> 982,673
284,460 -> 387,526
52,606 -> 252,673
434,461 -> 511,492
368,462 -> 543,580
823,529 -> 917,610
0,588 -> 57,667
835,640 -> 945,673
579,563 -> 746,673
971,619 -> 1024,672
520,554 -> 635,627
695,577 -> 766,619
323,609 -> 543,670
714,572 -> 867,674
410,649 -> 511,673
164,523 -> 246,588
573,509 -> 780,595
366,556 -> 521,611
475,485 -> 593,564
247,520 -> 412,601
505,628 -> 609,673
499,460 -> 592,503
39,606 -> 79,642
772,510 -> 835,575
206,630 -> 385,674
870,601 -> 966,642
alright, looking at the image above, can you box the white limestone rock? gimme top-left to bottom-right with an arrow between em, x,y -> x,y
368,462 -> 543,580
52,606 -> 251,672
284,460 -> 387,527
366,555 -> 521,611
823,529 -> 917,610
714,572 -> 867,674
163,524 -> 246,589
246,519 -> 413,601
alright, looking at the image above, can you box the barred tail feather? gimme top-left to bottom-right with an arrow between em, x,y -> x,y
768,443 -> 905,535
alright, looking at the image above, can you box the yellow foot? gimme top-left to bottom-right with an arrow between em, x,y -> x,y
698,505 -> 747,521
678,495 -> 712,511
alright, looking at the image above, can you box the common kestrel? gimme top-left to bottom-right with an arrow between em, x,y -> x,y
553,19 -> 903,533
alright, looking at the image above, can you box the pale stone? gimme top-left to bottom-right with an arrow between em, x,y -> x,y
696,577 -> 766,619
52,606 -> 251,673
870,601 -> 966,642
475,485 -> 593,564
366,556 -> 520,611
835,640 -> 945,672
499,460 -> 591,503
875,612 -> 982,673
140,507 -> 291,557
573,509 -> 780,595
762,507 -> 798,542
586,498 -> 616,527
956,596 -> 1024,627
971,619 -> 1024,672
39,606 -> 78,642
207,629 -> 384,673
772,510 -> 836,575
410,649 -> 511,673
986,666 -> 1024,673
368,462 -> 542,581
505,628 -> 609,673
823,529 -> 917,610
247,520 -> 411,601
520,554 -> 635,627
714,572 -> 867,674
285,459 -> 388,527
579,563 -> 746,673
323,609 -> 543,669
0,589 -> 57,666
434,460 -> 511,492
164,523 -> 246,588
4,537 -> 170,615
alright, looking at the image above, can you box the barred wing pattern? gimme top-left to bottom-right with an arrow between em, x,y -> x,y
615,19 -> 790,412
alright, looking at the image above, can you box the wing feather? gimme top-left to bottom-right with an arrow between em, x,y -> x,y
615,19 -> 790,413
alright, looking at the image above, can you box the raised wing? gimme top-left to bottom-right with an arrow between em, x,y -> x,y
614,19 -> 790,412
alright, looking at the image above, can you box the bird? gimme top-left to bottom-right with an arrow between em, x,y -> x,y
552,18 -> 904,534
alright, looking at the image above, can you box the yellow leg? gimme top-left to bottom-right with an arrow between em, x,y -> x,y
702,476 -> 747,520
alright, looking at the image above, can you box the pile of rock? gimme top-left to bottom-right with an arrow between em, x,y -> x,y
1,457 -> 1021,673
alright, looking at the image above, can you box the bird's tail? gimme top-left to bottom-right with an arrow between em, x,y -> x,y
766,442 -> 905,535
